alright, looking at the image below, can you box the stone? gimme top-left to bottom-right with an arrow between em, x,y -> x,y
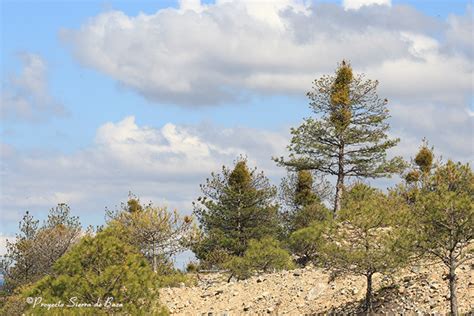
430,283 -> 439,290
305,283 -> 327,301
243,303 -> 252,312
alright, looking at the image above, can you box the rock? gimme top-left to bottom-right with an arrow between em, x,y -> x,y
293,272 -> 301,277
430,283 -> 439,290
215,289 -> 224,295
179,282 -> 186,288
243,303 -> 252,311
411,266 -> 421,273
305,283 -> 327,300
256,276 -> 265,283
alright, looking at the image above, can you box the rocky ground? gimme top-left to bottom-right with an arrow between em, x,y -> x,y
159,261 -> 473,315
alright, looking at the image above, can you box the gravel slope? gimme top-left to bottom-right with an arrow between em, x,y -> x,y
160,260 -> 473,315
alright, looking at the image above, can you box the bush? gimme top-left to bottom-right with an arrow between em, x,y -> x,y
196,247 -> 232,271
185,261 -> 199,273
289,221 -> 329,266
225,236 -> 294,281
2,227 -> 168,315
156,271 -> 197,288
224,257 -> 253,281
245,237 -> 294,272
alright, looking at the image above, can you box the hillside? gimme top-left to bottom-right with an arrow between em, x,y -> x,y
160,261 -> 473,315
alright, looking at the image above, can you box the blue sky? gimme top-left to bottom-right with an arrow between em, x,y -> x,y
1,0 -> 470,149
1,0 -> 473,262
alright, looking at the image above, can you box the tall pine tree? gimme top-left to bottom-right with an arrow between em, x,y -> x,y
193,158 -> 279,261
275,61 -> 404,215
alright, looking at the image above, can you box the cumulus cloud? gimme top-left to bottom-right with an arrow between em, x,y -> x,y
58,0 -> 473,166
443,6 -> 474,59
2,113 -> 470,236
343,0 -> 391,10
0,116 -> 289,231
1,53 -> 67,121
60,0 -> 472,106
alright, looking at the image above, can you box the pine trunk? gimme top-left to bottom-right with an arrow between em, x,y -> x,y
152,242 -> 157,273
333,143 -> 345,215
448,261 -> 458,316
365,272 -> 373,313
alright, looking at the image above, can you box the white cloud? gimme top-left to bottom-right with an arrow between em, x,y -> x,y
58,2 -> 473,168
343,0 -> 391,11
0,117 -> 289,232
179,0 -> 206,13
0,53 -> 67,121
61,1 -> 471,107
443,6 -> 474,58
2,113 -> 470,236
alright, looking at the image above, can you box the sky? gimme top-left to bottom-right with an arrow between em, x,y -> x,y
0,0 -> 473,263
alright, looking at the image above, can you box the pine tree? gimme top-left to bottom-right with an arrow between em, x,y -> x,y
402,148 -> 473,316
0,212 -> 39,292
289,220 -> 329,266
1,205 -> 81,293
294,170 -> 318,207
275,61 -> 404,215
107,196 -> 194,274
2,227 -> 168,315
279,170 -> 331,234
224,237 -> 294,281
193,158 -> 279,262
321,183 -> 410,312
403,140 -> 435,186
